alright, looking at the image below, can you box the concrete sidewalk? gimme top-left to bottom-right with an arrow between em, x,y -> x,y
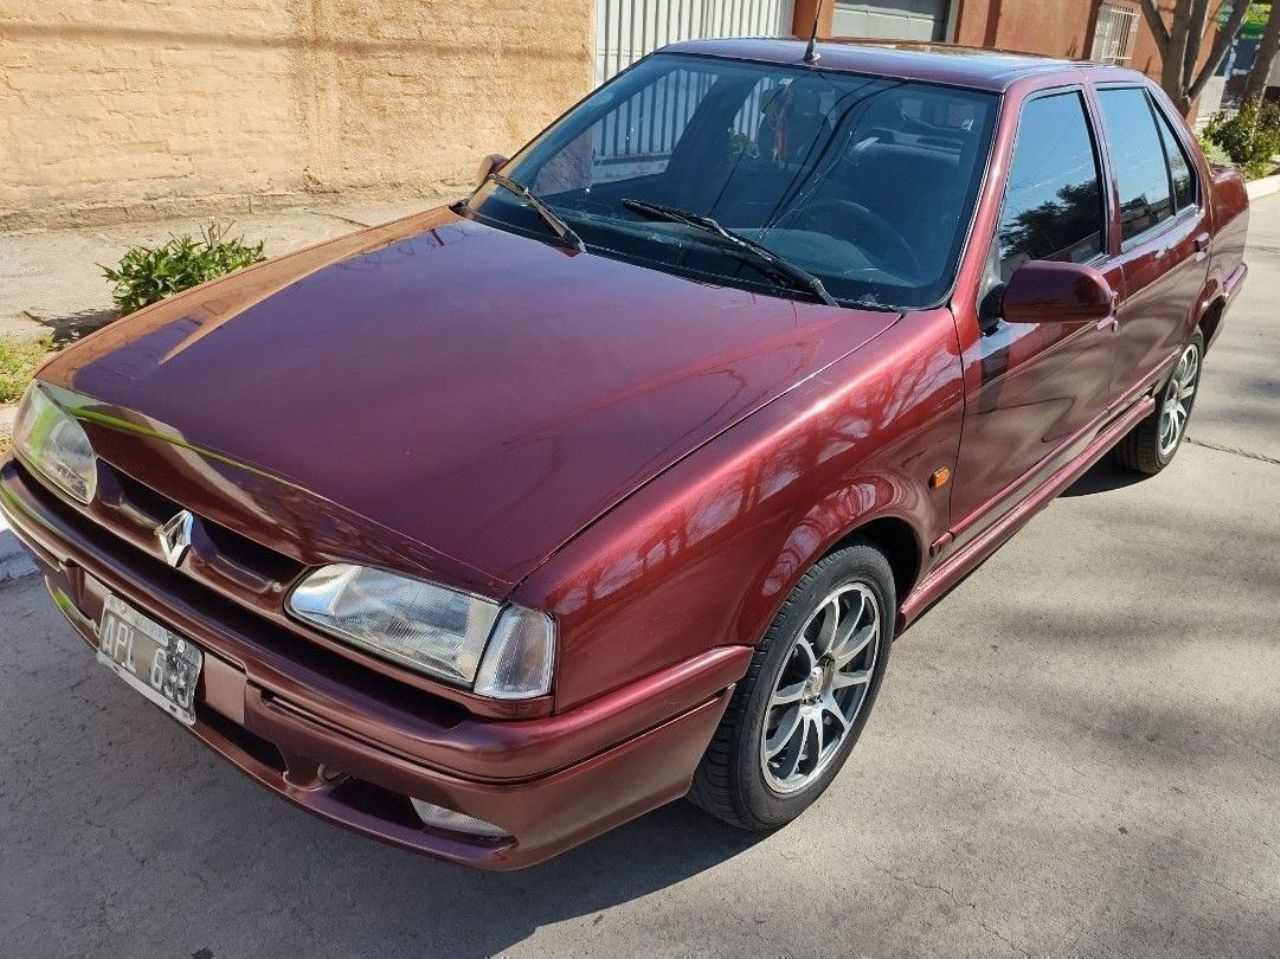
0,196 -> 454,345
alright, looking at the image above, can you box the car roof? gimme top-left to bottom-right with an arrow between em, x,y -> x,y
660,37 -> 1146,92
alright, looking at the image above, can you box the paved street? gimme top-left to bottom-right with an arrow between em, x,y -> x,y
1,200 -> 1278,958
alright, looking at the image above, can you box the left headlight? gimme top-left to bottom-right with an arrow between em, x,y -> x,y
13,383 -> 98,505
287,564 -> 556,698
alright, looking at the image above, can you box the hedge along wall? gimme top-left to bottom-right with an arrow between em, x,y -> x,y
0,0 -> 594,230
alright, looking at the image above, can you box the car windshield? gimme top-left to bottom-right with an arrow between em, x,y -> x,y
466,53 -> 998,311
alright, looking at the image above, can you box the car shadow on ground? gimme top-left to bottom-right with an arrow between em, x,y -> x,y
199,765 -> 773,958
1060,457 -> 1151,497
411,802 -> 769,954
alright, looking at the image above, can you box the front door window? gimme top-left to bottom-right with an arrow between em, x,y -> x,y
995,91 -> 1106,281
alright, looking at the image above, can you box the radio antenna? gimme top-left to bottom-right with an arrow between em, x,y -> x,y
803,0 -> 825,64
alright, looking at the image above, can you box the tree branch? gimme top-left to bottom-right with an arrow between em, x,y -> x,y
1190,0 -> 1252,102
1183,0 -> 1211,81
1139,0 -> 1171,54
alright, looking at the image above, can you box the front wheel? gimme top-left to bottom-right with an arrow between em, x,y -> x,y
687,541 -> 894,830
1112,329 -> 1204,475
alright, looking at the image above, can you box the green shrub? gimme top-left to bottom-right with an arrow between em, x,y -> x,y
0,336 -> 53,405
1204,98 -> 1280,180
1197,132 -> 1232,169
101,223 -> 266,315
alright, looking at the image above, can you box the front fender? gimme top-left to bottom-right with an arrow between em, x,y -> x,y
515,310 -> 965,712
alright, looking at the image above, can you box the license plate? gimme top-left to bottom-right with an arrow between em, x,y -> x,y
96,594 -> 203,726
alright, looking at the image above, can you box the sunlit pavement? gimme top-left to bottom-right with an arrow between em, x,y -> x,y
2,201 -> 1278,957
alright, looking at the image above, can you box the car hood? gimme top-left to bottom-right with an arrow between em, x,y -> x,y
42,208 -> 898,592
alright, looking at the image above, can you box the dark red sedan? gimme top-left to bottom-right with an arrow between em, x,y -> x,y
2,39 -> 1248,868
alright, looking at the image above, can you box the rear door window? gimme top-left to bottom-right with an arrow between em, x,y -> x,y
1096,87 -> 1177,242
996,91 -> 1105,281
1151,101 -> 1197,211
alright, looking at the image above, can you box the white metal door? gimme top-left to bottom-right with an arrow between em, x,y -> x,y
831,0 -> 945,41
595,0 -> 797,85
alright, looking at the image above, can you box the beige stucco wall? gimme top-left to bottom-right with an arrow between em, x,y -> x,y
0,0 -> 594,230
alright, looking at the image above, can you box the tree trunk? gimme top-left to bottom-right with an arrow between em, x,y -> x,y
1166,0 -> 1195,99
1243,4 -> 1280,105
1141,0 -> 1254,118
1182,0 -> 1211,83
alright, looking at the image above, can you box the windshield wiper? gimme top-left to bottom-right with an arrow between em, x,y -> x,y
621,198 -> 838,306
484,173 -> 585,252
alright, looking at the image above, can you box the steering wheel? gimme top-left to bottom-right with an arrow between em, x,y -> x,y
782,199 -> 923,278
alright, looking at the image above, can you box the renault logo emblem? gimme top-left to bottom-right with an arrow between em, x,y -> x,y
157,510 -> 195,568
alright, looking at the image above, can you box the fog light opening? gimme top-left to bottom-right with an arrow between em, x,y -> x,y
410,798 -> 510,841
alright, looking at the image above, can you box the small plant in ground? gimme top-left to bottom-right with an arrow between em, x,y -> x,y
1197,132 -> 1232,169
1203,98 -> 1280,180
0,336 -> 53,405
101,223 -> 266,315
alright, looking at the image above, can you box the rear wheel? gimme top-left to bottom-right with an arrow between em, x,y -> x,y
688,541 -> 894,830
1112,329 -> 1204,475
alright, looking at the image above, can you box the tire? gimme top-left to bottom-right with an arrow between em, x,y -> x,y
688,540 -> 895,831
1112,329 -> 1204,475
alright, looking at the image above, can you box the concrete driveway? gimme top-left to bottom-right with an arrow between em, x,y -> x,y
2,201 -> 1278,958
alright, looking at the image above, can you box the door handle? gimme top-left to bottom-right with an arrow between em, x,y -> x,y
1096,289 -> 1121,330
1194,231 -> 1211,262
1097,289 -> 1121,331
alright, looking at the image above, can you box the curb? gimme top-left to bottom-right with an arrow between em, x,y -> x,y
1246,173 -> 1280,199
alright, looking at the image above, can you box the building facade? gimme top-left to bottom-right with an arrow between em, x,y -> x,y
0,0 -> 1221,230
0,0 -> 595,230
816,1 -> 1219,83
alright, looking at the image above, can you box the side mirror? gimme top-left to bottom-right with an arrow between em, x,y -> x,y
1000,260 -> 1115,325
476,153 -> 508,188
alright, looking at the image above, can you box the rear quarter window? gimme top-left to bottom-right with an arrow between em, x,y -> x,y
1151,100 -> 1197,211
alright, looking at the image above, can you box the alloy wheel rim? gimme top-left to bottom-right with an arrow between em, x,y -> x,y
1159,342 -> 1200,457
760,582 -> 880,794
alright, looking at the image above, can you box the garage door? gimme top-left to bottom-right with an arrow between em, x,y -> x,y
595,0 -> 796,84
832,0 -> 947,41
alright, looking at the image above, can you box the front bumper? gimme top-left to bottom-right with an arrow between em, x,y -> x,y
0,458 -> 747,869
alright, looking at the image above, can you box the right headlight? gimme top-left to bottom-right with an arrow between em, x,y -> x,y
286,564 -> 555,698
12,383 -> 98,505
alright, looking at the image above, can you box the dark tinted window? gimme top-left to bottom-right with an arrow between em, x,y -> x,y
997,92 -> 1104,281
1153,102 -> 1196,210
1098,87 -> 1175,241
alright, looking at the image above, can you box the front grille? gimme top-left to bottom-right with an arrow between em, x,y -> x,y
112,467 -> 180,520
101,462 -> 305,594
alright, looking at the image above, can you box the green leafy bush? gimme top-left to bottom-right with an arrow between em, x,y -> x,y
101,223 -> 266,315
1203,98 -> 1280,180
0,336 -> 53,405
1196,131 -> 1231,168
